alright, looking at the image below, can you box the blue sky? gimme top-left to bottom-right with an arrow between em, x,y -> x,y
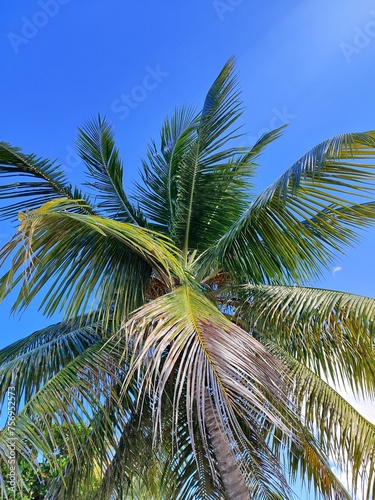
1,0 -> 375,495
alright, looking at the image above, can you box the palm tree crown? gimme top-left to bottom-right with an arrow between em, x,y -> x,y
1,58 -> 375,499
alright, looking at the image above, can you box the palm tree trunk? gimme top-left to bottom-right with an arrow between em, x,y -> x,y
205,395 -> 249,500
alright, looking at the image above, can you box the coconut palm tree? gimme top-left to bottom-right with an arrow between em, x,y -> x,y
1,58 -> 375,499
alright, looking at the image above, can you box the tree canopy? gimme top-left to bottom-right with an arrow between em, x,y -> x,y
1,58 -> 375,499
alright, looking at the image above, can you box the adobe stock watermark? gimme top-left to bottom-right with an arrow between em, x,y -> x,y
240,106 -> 296,147
6,386 -> 17,496
7,0 -> 72,54
213,0 -> 244,21
340,11 -> 375,63
111,65 -> 169,121
61,145 -> 81,174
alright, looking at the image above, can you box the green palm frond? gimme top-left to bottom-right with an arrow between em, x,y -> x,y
134,105 -> 197,232
246,126 -> 287,163
47,393 -> 139,499
135,58 -> 265,256
237,284 -> 375,395
0,198 -> 185,325
198,132 -> 375,284
77,115 -> 145,225
0,340 -> 127,495
172,58 -> 250,256
0,317 -> 102,408
269,346 -> 375,499
0,142 -> 91,222
43,364 -> 221,499
88,422 -> 145,500
91,402 -> 221,500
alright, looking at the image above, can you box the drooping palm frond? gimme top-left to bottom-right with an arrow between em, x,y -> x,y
0,338 -> 127,499
90,396 -> 224,500
0,198 -> 186,325
118,284 -> 296,498
232,399 -> 353,500
0,317 -> 102,409
77,115 -> 145,225
88,417 -> 154,500
46,386 -> 142,500
292,427 -> 352,500
0,142 -> 91,222
0,335 -> 224,499
197,132 -> 375,284
101,278 -> 362,499
268,346 -> 375,500
237,284 -> 375,395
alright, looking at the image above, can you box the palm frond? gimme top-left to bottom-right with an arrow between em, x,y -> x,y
295,429 -> 352,500
237,284 -> 375,396
47,393 -> 137,499
119,284 -> 297,497
77,115 -> 145,224
0,198 -> 185,325
197,132 -> 375,284
90,399 -> 222,500
42,361 -> 221,499
172,57 -> 251,256
0,339 -> 128,498
134,105 -> 197,232
247,125 -> 287,163
135,58 -> 266,256
0,142 -> 91,222
0,317 -> 102,409
267,345 -> 375,499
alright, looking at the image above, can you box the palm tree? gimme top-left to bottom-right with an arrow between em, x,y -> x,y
1,58 -> 375,499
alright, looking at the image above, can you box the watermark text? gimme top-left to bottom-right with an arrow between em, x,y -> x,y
213,0 -> 244,21
6,386 -> 17,494
340,11 -> 375,63
111,65 -> 169,120
7,0 -> 72,54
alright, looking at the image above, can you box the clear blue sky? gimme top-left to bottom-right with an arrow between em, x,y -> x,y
1,0 -> 375,496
